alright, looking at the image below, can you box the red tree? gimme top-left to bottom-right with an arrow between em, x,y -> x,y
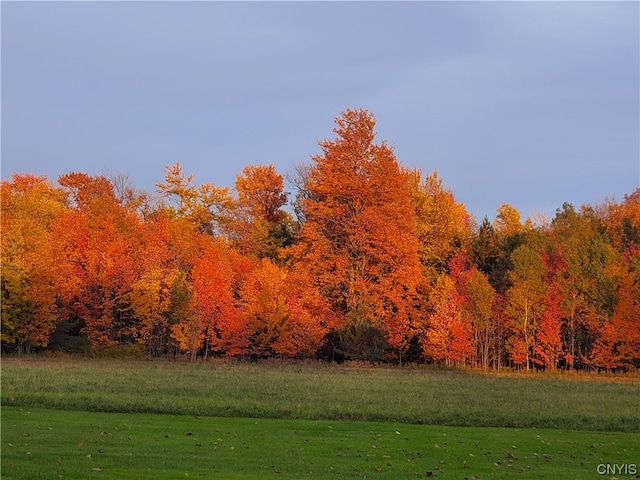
533,283 -> 564,370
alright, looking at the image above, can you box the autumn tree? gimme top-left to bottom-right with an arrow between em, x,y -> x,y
493,203 -> 526,237
588,190 -> 640,370
472,217 -> 513,295
462,270 -> 496,370
1,175 -> 68,353
5,115 -> 640,370
506,244 -> 546,370
168,271 -> 199,360
279,265 -> 337,358
236,164 -> 288,222
238,258 -> 289,357
420,274 -> 473,366
601,189 -> 640,257
293,109 -> 422,359
129,213 -> 179,356
156,162 -> 235,235
232,164 -> 297,260
191,239 -> 250,357
532,283 -> 564,370
409,170 -> 472,276
590,272 -> 640,370
551,203 -> 620,369
237,257 -> 334,358
108,170 -> 153,218
157,208 -> 239,359
55,173 -> 142,349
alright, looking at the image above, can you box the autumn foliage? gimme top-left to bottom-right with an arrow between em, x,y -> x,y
2,109 -> 639,370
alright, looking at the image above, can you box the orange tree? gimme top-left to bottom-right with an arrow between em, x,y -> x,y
232,164 -> 297,261
292,109 -> 422,361
54,173 -> 143,349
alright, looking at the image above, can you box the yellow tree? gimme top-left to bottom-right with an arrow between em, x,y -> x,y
129,214 -> 179,356
168,272 -> 200,361
130,266 -> 177,355
493,203 -> 523,237
506,244 -> 546,370
463,270 -> 496,370
156,162 -> 235,235
1,175 -> 68,353
409,170 -> 472,275
239,257 -> 289,357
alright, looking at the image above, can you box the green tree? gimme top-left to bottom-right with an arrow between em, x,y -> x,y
506,244 -> 546,370
464,270 -> 496,370
551,203 -> 620,369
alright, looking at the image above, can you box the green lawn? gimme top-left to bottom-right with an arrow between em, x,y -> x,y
3,407 -> 638,479
1,357 -> 639,479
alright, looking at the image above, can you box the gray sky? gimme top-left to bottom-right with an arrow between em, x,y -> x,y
2,1 -> 638,222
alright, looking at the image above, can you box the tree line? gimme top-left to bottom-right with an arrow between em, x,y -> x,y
2,109 -> 639,370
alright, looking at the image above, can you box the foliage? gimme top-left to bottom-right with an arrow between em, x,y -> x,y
232,164 -> 297,260
410,170 -> 472,274
506,244 -> 546,370
1,175 -> 68,353
293,109 -> 422,356
1,109 -> 638,371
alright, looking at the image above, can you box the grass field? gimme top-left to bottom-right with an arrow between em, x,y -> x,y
2,357 -> 639,431
2,357 -> 639,479
3,407 -> 638,479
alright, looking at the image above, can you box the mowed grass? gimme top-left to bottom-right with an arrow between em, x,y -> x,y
2,357 -> 639,432
2,358 -> 639,479
3,407 -> 639,480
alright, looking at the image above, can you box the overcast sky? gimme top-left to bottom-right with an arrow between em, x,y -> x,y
2,1 -> 638,222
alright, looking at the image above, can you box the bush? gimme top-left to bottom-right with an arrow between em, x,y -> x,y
335,321 -> 390,363
47,320 -> 91,354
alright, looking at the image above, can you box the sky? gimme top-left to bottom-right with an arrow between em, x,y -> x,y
2,1 -> 639,223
